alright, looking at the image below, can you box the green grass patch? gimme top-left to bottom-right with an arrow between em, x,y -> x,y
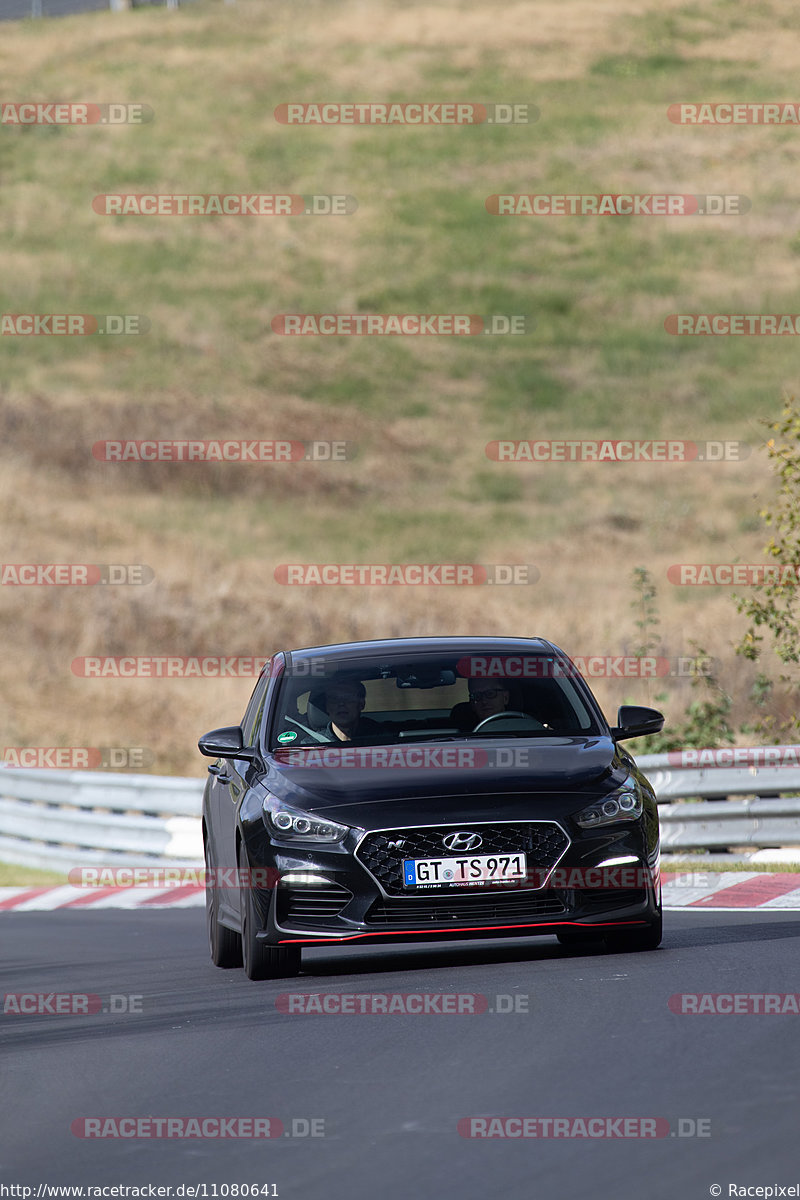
0,862 -> 70,887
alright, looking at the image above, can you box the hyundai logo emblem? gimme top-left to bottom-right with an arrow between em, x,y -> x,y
442,831 -> 483,852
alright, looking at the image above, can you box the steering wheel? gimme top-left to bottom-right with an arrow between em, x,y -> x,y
473,710 -> 543,732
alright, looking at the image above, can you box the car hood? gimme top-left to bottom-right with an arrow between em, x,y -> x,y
264,736 -> 627,817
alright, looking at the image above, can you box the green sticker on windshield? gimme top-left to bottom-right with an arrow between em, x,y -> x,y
277,730 -> 298,743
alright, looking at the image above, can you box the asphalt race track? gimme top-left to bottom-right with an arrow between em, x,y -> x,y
2,909 -> 800,1200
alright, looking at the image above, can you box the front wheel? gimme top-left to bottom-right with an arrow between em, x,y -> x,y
238,844 -> 301,980
205,836 -> 242,969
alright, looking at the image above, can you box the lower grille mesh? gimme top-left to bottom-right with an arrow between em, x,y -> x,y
367,893 -> 566,926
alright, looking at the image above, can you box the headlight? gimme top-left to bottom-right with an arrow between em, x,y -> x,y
262,795 -> 349,844
574,782 -> 643,829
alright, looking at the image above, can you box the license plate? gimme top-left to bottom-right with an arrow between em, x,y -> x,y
403,852 -> 527,887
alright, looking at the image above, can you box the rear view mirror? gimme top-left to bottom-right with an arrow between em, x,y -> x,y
396,668 -> 456,689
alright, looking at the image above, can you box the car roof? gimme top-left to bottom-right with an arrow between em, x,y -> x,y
283,636 -> 565,662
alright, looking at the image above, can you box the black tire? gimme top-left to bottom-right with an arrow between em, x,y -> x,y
205,836 -> 243,968
238,844 -> 301,981
603,909 -> 663,953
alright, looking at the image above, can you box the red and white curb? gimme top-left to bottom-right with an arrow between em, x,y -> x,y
0,884 -> 205,911
1,874 -> 800,911
662,871 -> 800,910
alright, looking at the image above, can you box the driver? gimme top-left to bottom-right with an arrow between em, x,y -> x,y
323,677 -> 381,742
467,678 -> 511,727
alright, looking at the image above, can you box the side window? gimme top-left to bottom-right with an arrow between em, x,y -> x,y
241,668 -> 270,747
248,688 -> 270,751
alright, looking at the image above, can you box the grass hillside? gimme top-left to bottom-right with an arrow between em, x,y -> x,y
1,0 -> 799,776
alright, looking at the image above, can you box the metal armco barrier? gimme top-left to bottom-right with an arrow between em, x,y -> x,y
0,765 -> 204,873
0,0 -> 191,20
637,748 -> 800,852
2,747 -> 800,871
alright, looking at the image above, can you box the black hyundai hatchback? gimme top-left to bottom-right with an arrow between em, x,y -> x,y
199,636 -> 664,979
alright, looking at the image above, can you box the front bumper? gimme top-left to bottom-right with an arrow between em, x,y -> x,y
241,817 -> 660,947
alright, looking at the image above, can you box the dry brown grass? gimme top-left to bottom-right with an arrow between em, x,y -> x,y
2,0 -> 799,777
0,387 -> 778,775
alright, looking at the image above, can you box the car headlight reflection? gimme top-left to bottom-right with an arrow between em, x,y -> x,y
262,795 -> 349,844
575,785 -> 642,829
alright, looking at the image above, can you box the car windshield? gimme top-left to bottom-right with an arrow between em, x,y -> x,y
268,649 -> 603,749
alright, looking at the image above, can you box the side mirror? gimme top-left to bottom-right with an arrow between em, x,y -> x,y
198,725 -> 256,762
611,705 -> 664,741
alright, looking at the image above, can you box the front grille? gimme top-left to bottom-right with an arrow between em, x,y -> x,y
277,883 -> 352,927
356,821 -> 569,896
367,893 -> 566,926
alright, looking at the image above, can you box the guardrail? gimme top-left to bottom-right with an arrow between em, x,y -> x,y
2,747 -> 800,872
0,766 -> 204,873
637,749 -> 800,854
3,0 -> 192,19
